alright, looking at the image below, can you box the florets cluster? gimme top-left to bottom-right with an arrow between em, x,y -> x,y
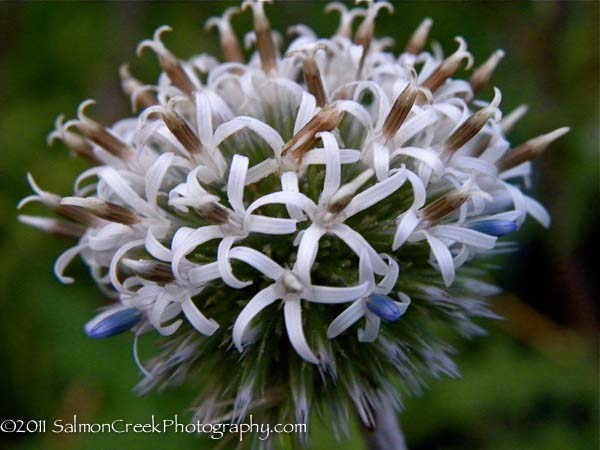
19,0 -> 567,446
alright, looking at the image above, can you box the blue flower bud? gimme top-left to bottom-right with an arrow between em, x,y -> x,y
85,307 -> 141,339
366,294 -> 401,322
467,219 -> 518,237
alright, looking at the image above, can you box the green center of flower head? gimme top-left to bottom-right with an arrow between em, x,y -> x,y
18,0 -> 568,444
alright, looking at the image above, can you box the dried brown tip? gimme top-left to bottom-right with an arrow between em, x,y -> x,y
469,49 -> 505,96
443,87 -> 502,157
137,26 -> 197,97
122,258 -> 174,282
66,100 -> 134,160
421,37 -> 473,94
205,7 -> 244,63
421,187 -> 470,224
405,17 -> 433,55
243,0 -> 277,73
501,104 -> 528,134
281,105 -> 342,161
354,1 -> 393,74
61,197 -> 140,225
382,82 -> 418,141
287,46 -> 328,107
324,2 -> 366,39
119,64 -> 158,112
496,127 -> 570,172
47,115 -> 99,164
18,215 -> 86,240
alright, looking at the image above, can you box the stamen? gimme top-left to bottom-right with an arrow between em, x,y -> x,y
366,294 -> 402,321
121,258 -> 174,282
281,105 -> 342,161
137,26 -> 197,96
496,127 -> 570,172
501,104 -> 528,134
18,215 -> 86,239
61,197 -> 140,225
47,115 -> 99,164
405,18 -> 433,55
421,37 -> 473,94
242,0 -> 277,73
281,270 -> 303,294
206,202 -> 231,225
85,307 -> 142,339
205,7 -> 244,63
382,82 -> 418,141
469,49 -> 505,96
328,169 -> 374,213
66,100 -> 134,160
286,45 -> 328,107
467,219 -> 517,237
119,64 -> 158,112
324,2 -> 366,39
354,0 -> 393,73
421,186 -> 471,224
443,87 -> 502,157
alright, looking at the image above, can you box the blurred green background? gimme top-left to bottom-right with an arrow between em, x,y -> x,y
0,1 -> 597,449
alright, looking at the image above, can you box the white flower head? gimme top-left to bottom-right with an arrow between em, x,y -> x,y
19,0 -> 568,446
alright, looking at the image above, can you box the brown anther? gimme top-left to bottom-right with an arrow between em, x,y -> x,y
205,7 -> 244,63
61,197 -> 140,225
69,100 -> 134,160
496,127 -> 570,172
442,87 -> 501,158
206,202 -> 230,225
327,169 -> 374,214
469,49 -> 505,96
160,107 -> 206,157
500,104 -> 528,134
421,37 -> 473,94
48,115 -> 99,164
122,258 -> 174,282
137,26 -> 197,97
303,55 -> 328,107
119,64 -> 158,112
421,189 -> 470,224
324,3 -> 366,39
382,82 -> 418,141
18,216 -> 87,240
405,17 -> 433,55
243,0 -> 277,73
354,1 -> 393,74
281,106 -> 342,161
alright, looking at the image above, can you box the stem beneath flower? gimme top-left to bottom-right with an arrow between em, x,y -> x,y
364,402 -> 408,450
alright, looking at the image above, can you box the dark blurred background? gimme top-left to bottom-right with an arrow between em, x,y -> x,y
0,1 -> 597,449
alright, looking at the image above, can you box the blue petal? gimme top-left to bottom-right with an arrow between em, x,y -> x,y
366,294 -> 401,322
86,308 -> 141,339
467,220 -> 518,237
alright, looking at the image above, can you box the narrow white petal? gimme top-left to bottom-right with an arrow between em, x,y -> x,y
358,311 -> 381,342
332,224 -> 388,274
525,195 -> 551,228
246,191 -> 317,219
391,147 -> 444,176
214,116 -> 284,155
344,168 -> 406,219
229,246 -> 283,280
378,255 -> 399,294
405,169 -> 427,209
246,158 -> 278,184
228,155 -> 249,213
327,300 -> 366,339
423,231 -> 455,287
294,224 -> 325,284
246,215 -> 297,235
284,300 -> 319,364
98,167 -> 155,217
109,239 -> 145,293
393,209 -> 420,250
294,92 -> 318,134
145,152 -> 173,209
358,247 -> 375,289
172,225 -> 223,280
373,142 -> 390,181
54,244 -> 86,284
281,171 -> 306,221
145,230 -> 173,262
187,261 -> 221,286
319,131 -> 342,204
395,292 -> 411,316
429,225 -> 497,249
218,237 -> 252,288
181,296 -> 219,336
306,282 -> 369,304
232,284 -> 280,351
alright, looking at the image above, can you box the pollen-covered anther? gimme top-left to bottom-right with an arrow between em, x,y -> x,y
121,258 -> 174,282
469,49 -> 505,96
286,45 -> 329,107
119,64 -> 158,112
61,197 -> 140,225
205,7 -> 244,63
137,26 -> 197,97
421,188 -> 471,225
421,37 -> 473,95
405,17 -> 433,55
18,215 -> 86,240
66,100 -> 134,160
382,82 -> 418,141
327,168 -> 374,214
443,87 -> 502,158
242,0 -> 277,73
496,127 -> 570,172
324,2 -> 366,39
47,115 -> 99,164
282,105 -> 342,161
